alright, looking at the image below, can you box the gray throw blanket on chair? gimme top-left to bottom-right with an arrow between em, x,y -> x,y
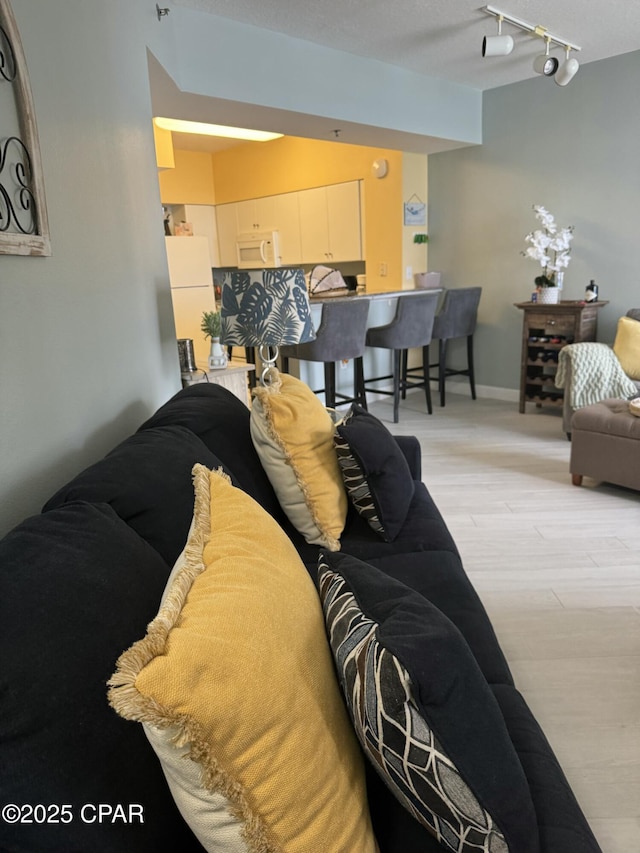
556,342 -> 638,409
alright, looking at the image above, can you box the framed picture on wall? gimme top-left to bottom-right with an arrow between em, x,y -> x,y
403,201 -> 426,226
0,0 -> 51,256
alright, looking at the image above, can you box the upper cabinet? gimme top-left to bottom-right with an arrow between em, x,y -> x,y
272,192 -> 302,266
299,182 -> 362,264
214,181 -> 362,268
236,196 -> 277,233
216,203 -> 240,267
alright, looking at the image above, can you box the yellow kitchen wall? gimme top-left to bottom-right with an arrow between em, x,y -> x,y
212,136 -> 402,293
159,149 -> 216,204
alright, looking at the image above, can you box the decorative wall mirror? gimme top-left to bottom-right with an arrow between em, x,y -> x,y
0,0 -> 50,256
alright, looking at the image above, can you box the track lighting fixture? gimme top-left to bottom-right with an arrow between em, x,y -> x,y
482,15 -> 514,57
555,46 -> 580,86
533,38 -> 559,77
482,5 -> 581,85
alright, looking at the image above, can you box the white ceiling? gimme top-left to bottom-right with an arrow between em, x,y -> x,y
171,0 -> 640,90
157,1 -> 640,153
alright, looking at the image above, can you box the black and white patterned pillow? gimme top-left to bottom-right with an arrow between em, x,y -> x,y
334,405 -> 414,542
334,431 -> 385,537
317,551 -> 540,853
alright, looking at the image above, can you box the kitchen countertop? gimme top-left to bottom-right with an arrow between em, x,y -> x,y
309,286 -> 442,303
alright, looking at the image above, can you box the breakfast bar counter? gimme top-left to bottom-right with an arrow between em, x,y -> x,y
298,287 -> 444,407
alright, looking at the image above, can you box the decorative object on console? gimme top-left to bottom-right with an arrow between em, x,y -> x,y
317,550 -> 540,853
523,205 -> 574,302
109,466 -> 377,853
250,371 -> 347,550
177,338 -> 199,374
585,279 -> 599,302
334,404 -> 415,542
201,310 -> 228,371
220,268 -> 315,385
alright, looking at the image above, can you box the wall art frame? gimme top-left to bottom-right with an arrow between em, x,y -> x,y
403,194 -> 426,227
0,0 -> 51,256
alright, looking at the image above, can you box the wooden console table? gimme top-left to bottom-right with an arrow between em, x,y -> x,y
181,362 -> 255,407
514,301 -> 608,414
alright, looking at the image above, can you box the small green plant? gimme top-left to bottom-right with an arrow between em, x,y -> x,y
201,309 -> 222,340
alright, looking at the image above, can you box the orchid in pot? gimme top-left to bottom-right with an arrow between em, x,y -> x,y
523,205 -> 574,303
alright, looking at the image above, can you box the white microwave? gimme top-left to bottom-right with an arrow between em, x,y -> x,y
236,231 -> 281,268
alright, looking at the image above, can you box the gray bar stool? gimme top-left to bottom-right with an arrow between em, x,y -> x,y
280,298 -> 371,409
429,286 -> 482,406
364,291 -> 439,423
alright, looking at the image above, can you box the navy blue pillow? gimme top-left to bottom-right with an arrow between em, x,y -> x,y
43,424 -> 227,567
317,551 -> 540,853
0,502 -> 202,852
334,405 -> 415,542
137,383 -> 282,520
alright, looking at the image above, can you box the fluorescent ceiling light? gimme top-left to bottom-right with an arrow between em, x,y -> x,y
154,117 -> 283,142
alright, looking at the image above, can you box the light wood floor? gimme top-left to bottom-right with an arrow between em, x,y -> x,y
365,390 -> 640,853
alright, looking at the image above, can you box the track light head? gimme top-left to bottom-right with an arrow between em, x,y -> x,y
533,38 -> 559,76
482,14 -> 514,57
482,34 -> 514,56
555,48 -> 580,86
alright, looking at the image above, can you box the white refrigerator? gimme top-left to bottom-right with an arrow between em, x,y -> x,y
165,236 -> 216,367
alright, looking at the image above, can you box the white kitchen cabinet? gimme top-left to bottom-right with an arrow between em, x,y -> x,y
215,203 -> 239,267
273,192 -> 302,266
299,181 -> 362,264
236,196 -> 277,233
214,182 -> 360,268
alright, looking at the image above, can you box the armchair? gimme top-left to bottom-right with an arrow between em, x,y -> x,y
557,309 -> 640,435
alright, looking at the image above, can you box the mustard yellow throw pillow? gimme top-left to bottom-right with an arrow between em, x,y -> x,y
250,371 -> 347,550
613,315 -> 640,380
108,465 -> 375,853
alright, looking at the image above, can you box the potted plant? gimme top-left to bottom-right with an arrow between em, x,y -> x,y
523,205 -> 574,304
201,310 -> 227,370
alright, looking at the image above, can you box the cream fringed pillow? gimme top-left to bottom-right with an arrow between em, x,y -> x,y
613,315 -> 640,380
108,465 -> 376,853
250,371 -> 347,550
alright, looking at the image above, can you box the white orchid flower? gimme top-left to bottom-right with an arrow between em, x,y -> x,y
525,246 -> 550,265
533,205 -> 557,233
525,207 -> 574,281
526,229 -> 552,250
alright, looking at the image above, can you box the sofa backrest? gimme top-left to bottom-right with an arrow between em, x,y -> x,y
0,502 -> 203,852
137,383 -> 284,522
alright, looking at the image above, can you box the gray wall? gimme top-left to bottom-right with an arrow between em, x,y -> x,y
0,1 -> 180,536
0,0 -> 483,538
428,50 -> 640,394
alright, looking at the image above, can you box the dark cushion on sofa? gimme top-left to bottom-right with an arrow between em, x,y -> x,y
334,404 -> 415,542
0,502 -> 202,853
137,383 -> 283,520
366,550 -> 513,686
42,425 -> 226,567
491,684 -> 603,853
317,551 -> 540,853
340,480 -> 460,562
